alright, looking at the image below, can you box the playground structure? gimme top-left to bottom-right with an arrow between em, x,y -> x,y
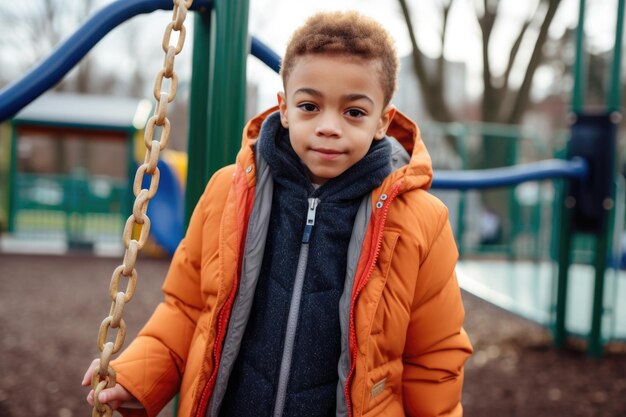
2,92 -> 147,251
0,0 -> 623,400
1,91 -> 189,256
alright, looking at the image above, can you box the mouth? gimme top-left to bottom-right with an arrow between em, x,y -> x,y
312,148 -> 343,155
311,148 -> 344,160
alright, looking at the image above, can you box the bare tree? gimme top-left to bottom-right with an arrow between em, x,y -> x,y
398,0 -> 562,128
483,0 -> 562,125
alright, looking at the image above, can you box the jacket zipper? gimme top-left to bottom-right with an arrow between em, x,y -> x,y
344,182 -> 402,417
196,171 -> 253,417
196,280 -> 239,417
273,197 -> 320,417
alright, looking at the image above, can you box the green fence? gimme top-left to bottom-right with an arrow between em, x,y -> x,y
421,121 -> 570,260
11,172 -> 128,245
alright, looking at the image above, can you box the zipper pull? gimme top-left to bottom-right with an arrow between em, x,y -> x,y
302,198 -> 320,243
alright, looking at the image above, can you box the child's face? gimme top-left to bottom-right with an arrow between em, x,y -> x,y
278,54 -> 395,185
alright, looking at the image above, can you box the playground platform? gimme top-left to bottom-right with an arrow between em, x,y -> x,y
0,234 -> 124,257
457,259 -> 626,342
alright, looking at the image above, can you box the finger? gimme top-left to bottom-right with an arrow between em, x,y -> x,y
82,359 -> 100,386
98,389 -> 112,404
81,372 -> 91,386
97,386 -> 125,405
97,389 -> 121,411
86,389 -> 95,406
89,390 -> 119,411
97,385 -> 134,409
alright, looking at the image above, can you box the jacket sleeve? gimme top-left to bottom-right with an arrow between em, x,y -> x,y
402,208 -> 473,417
111,166 -> 233,417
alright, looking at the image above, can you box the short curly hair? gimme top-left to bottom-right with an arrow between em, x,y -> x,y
280,11 -> 399,106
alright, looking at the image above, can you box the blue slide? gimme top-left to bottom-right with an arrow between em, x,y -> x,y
140,159 -> 184,256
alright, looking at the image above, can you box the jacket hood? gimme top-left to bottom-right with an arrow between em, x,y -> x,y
239,106 -> 433,192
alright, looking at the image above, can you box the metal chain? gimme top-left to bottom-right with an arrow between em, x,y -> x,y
92,1 -> 193,415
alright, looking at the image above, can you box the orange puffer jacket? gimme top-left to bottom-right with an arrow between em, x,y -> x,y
111,108 -> 473,417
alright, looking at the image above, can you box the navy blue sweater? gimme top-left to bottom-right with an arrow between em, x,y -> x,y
219,115 -> 391,416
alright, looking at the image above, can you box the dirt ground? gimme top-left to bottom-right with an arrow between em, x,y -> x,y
0,252 -> 624,417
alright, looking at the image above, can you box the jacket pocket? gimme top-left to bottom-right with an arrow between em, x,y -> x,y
362,359 -> 404,416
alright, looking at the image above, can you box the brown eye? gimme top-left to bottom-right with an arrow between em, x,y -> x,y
346,108 -> 365,118
299,103 -> 317,112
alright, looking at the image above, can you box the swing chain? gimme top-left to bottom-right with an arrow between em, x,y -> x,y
92,1 -> 193,415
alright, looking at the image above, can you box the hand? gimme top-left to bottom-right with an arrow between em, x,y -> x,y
82,359 -> 139,410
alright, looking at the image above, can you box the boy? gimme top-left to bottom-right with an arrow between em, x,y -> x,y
83,10 -> 472,417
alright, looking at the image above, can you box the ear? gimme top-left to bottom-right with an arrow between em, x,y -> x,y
277,92 -> 289,128
374,104 -> 396,140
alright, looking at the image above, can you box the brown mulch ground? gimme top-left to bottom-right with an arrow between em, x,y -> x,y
0,252 -> 624,417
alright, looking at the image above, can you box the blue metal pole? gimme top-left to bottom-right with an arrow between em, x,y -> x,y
0,0 -> 281,126
251,36 -> 281,73
430,158 -> 588,190
0,0 -> 212,122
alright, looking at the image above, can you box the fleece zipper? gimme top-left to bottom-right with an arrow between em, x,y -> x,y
272,197 -> 320,417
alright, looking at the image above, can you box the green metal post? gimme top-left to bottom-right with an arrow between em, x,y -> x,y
185,10 -> 213,227
607,0 -> 625,113
126,129 -> 135,224
7,123 -> 17,233
508,139 -> 519,259
454,125 -> 467,256
572,0 -> 586,113
457,191 -> 466,256
589,225 -> 609,356
0,123 -> 9,231
532,198 -> 542,261
185,1 -> 249,227
205,0 -> 250,178
554,184 -> 573,348
588,0 -> 624,357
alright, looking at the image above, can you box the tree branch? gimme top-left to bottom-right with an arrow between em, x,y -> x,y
477,0 -> 499,121
494,3 -> 540,116
398,0 -> 431,94
398,0 -> 455,123
507,0 -> 562,123
504,2 -> 543,90
435,0 -> 454,89
431,0 -> 456,123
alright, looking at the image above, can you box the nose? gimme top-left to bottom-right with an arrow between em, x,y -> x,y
315,112 -> 341,137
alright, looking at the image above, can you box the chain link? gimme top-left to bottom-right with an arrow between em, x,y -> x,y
92,1 -> 193,415
153,69 -> 178,103
144,116 -> 172,151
